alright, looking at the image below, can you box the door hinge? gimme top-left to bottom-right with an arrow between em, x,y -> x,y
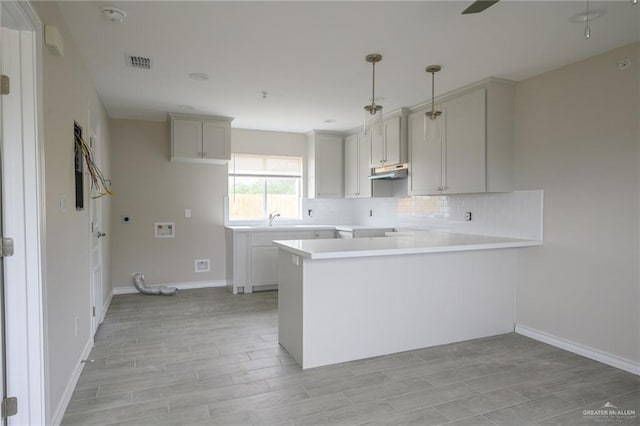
1,75 -> 9,96
1,397 -> 17,418
92,306 -> 96,317
0,237 -> 14,258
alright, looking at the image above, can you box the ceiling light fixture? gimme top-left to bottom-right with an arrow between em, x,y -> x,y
425,65 -> 442,120
363,53 -> 383,136
101,7 -> 127,23
188,72 -> 210,81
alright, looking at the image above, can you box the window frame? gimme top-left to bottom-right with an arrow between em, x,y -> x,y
227,154 -> 304,222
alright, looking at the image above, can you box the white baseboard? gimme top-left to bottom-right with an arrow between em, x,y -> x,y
112,280 -> 227,295
50,337 -> 93,426
515,324 -> 640,376
101,291 -> 113,324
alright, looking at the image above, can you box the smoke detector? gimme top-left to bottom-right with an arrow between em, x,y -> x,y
126,55 -> 152,70
101,6 -> 127,23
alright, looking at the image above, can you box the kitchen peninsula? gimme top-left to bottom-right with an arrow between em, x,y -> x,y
275,231 -> 542,369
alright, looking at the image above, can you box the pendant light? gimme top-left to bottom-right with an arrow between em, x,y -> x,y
425,65 -> 442,120
584,0 -> 591,39
363,53 -> 384,136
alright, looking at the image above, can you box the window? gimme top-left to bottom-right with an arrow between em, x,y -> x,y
228,154 -> 303,220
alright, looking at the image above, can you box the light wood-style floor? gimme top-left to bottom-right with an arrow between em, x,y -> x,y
62,288 -> 639,425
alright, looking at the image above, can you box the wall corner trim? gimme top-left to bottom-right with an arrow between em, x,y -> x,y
50,337 -> 93,426
112,280 -> 226,295
515,324 -> 640,376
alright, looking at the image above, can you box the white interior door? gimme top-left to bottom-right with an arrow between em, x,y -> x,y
0,3 -> 46,424
88,112 -> 104,335
0,10 -> 6,422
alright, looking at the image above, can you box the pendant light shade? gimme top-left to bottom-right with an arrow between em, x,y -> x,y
363,54 -> 384,136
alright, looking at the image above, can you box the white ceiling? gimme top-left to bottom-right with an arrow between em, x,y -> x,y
58,1 -> 639,133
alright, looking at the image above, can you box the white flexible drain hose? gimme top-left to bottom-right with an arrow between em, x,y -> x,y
132,272 -> 178,296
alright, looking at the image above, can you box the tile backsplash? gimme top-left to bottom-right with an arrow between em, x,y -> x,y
304,190 -> 543,240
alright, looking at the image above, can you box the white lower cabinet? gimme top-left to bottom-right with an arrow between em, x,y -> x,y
226,228 -> 335,293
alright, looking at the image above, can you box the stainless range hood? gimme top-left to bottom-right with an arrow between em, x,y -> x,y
368,163 -> 408,180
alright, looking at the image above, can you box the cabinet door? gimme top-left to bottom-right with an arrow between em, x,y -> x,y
344,133 -> 359,198
409,109 -> 443,195
383,116 -> 402,165
251,246 -> 278,286
314,230 -> 335,239
172,119 -> 202,159
357,132 -> 372,198
443,88 -> 486,194
370,131 -> 385,167
315,134 -> 343,198
352,228 -> 393,238
202,121 -> 230,161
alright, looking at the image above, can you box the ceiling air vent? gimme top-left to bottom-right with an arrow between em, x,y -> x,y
126,55 -> 152,70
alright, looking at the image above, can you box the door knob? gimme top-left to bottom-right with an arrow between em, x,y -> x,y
97,232 -> 106,238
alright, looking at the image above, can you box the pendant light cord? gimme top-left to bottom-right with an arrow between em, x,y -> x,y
431,71 -> 436,115
371,61 -> 376,111
585,0 -> 591,39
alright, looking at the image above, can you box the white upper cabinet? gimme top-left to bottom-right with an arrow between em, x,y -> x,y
369,112 -> 408,167
170,113 -> 233,164
409,79 -> 515,195
443,88 -> 486,194
409,106 -> 444,195
307,131 -> 344,198
344,132 -> 372,198
344,133 -> 359,198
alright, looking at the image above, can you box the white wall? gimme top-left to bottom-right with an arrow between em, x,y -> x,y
110,119 -> 228,289
111,126 -> 310,291
514,43 -> 639,365
232,128 -> 307,157
32,1 -> 113,421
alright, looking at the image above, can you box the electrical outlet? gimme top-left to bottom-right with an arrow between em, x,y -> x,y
185,209 -> 191,218
465,212 -> 472,221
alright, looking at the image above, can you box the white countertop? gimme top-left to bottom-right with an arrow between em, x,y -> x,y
273,230 -> 542,259
225,224 -> 337,232
334,225 -> 395,232
225,224 -> 394,233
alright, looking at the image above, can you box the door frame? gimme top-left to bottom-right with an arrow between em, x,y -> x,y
0,2 -> 46,425
87,110 -> 103,336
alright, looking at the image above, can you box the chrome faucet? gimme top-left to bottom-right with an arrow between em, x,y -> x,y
268,211 -> 280,227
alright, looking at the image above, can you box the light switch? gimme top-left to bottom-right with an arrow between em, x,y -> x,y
59,194 -> 67,213
185,209 -> 191,218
